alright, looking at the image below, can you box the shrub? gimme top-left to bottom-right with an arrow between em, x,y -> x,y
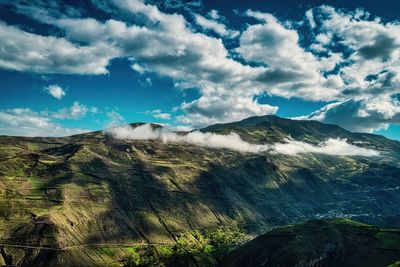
123,225 -> 246,267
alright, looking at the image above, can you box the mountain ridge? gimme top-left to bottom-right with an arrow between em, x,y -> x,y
202,115 -> 400,150
1,115 -> 399,144
221,218 -> 400,267
0,115 -> 399,266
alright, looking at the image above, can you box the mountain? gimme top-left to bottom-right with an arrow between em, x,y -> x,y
221,218 -> 400,267
203,115 -> 400,152
0,115 -> 399,266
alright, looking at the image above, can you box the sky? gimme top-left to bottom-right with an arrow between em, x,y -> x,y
0,0 -> 399,140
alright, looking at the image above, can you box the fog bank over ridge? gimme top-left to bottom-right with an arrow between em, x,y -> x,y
105,124 -> 379,157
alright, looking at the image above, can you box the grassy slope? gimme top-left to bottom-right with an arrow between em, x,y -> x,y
221,218 -> 400,267
0,116 -> 399,265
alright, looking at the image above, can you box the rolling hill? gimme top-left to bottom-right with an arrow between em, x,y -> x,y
0,115 -> 399,266
221,218 -> 400,267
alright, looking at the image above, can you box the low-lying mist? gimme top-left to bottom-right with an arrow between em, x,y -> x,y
272,138 -> 379,157
105,124 -> 379,157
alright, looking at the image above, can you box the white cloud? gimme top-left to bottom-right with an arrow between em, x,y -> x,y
106,110 -> 125,127
208,9 -> 220,20
131,63 -> 147,74
174,125 -> 193,132
303,6 -> 400,132
45,84 -> 66,100
315,33 -> 331,45
305,9 -> 316,28
245,9 -> 273,22
152,110 -> 171,120
239,10 -> 302,68
0,2 -> 333,127
106,124 -> 379,156
310,33 -> 333,52
106,124 -> 269,153
107,124 -> 160,140
1,1 -> 400,133
52,101 -> 97,120
178,95 -> 278,127
137,0 -> 202,11
0,21 -> 116,74
0,108 -> 89,137
145,109 -> 171,120
2,1 -> 267,126
316,5 -> 400,62
194,13 -> 239,38
96,0 -> 279,126
236,9 -> 342,101
0,99 -> 101,136
162,130 -> 268,152
307,6 -> 400,100
273,138 -> 379,157
298,96 -> 400,133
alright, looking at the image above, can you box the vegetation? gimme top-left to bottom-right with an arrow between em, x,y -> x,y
123,226 -> 247,267
0,116 -> 399,265
221,218 -> 400,267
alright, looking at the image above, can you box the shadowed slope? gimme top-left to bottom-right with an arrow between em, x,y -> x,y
221,218 -> 400,267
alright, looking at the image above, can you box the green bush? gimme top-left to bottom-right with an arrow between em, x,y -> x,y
99,247 -> 116,257
123,226 -> 246,267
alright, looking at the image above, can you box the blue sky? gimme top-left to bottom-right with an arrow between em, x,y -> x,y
0,0 -> 399,139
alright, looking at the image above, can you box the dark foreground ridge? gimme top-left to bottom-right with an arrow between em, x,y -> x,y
221,218 -> 400,267
0,115 -> 399,266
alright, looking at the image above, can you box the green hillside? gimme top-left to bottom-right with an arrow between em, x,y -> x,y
0,116 -> 399,266
221,218 -> 400,267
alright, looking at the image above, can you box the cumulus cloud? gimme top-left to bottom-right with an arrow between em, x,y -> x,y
52,101 -> 97,120
194,13 -> 239,38
0,99 -> 102,136
144,0 -> 202,12
0,108 -> 89,137
315,6 -> 400,63
146,109 -> 171,120
208,9 -> 220,20
0,1 -> 286,127
178,95 -> 278,126
298,96 -> 400,132
1,1 -> 400,132
238,11 -> 310,70
0,21 -> 116,74
45,84 -> 66,100
299,5 -> 400,132
106,124 -> 379,156
108,124 -> 160,140
311,6 -> 400,96
236,9 -> 342,101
